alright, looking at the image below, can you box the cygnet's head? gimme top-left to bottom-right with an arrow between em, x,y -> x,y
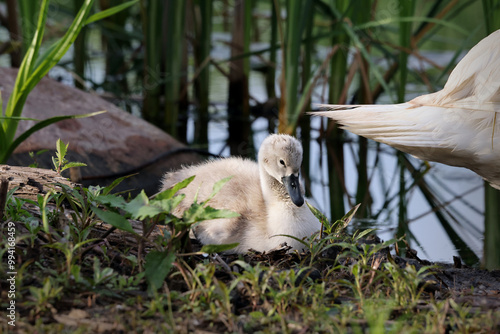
258,134 -> 305,207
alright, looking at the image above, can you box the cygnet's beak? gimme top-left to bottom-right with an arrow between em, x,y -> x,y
282,174 -> 304,207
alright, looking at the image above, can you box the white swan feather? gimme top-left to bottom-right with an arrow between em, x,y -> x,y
311,29 -> 500,189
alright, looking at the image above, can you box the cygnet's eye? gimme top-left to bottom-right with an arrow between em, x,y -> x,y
279,159 -> 286,167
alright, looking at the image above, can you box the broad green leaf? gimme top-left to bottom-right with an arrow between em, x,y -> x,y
306,202 -> 328,226
201,206 -> 240,220
85,0 -> 139,25
183,203 -> 239,225
91,207 -> 136,234
144,250 -> 175,291
56,138 -> 67,161
156,175 -> 195,200
131,205 -> 164,220
122,190 -> 164,220
152,195 -> 185,213
206,176 -> 233,202
95,194 -> 128,209
60,162 -> 87,173
200,243 -> 239,254
126,190 -> 149,210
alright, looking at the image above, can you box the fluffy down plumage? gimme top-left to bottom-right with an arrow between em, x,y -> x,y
160,134 -> 320,253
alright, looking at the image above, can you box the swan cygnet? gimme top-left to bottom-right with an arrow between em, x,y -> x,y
310,29 -> 500,189
160,134 -> 321,254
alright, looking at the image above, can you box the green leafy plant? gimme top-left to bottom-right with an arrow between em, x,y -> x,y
92,176 -> 239,291
383,262 -> 433,308
28,277 -> 63,314
52,139 -> 87,174
45,237 -> 98,276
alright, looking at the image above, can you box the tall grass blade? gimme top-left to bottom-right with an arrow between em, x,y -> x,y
85,0 -> 139,25
395,0 -> 415,254
326,0 -> 349,220
352,0 -> 372,218
141,0 -> 163,123
484,184 -> 500,269
481,0 -> 500,269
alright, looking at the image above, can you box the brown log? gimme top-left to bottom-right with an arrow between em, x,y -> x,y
0,165 -> 77,201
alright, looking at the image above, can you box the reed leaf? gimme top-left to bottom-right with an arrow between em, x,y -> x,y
481,0 -> 500,269
18,0 -> 41,56
3,0 -> 50,138
277,0 -> 313,134
355,16 -> 468,36
141,0 -> 163,123
73,0 -> 88,89
266,3 -> 278,101
325,0 -> 350,219
164,0 -> 186,137
395,0 -> 415,254
352,0 -> 372,218
85,0 -> 139,25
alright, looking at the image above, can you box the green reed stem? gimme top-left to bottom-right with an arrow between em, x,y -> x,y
481,0 -> 500,269
164,0 -> 186,138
